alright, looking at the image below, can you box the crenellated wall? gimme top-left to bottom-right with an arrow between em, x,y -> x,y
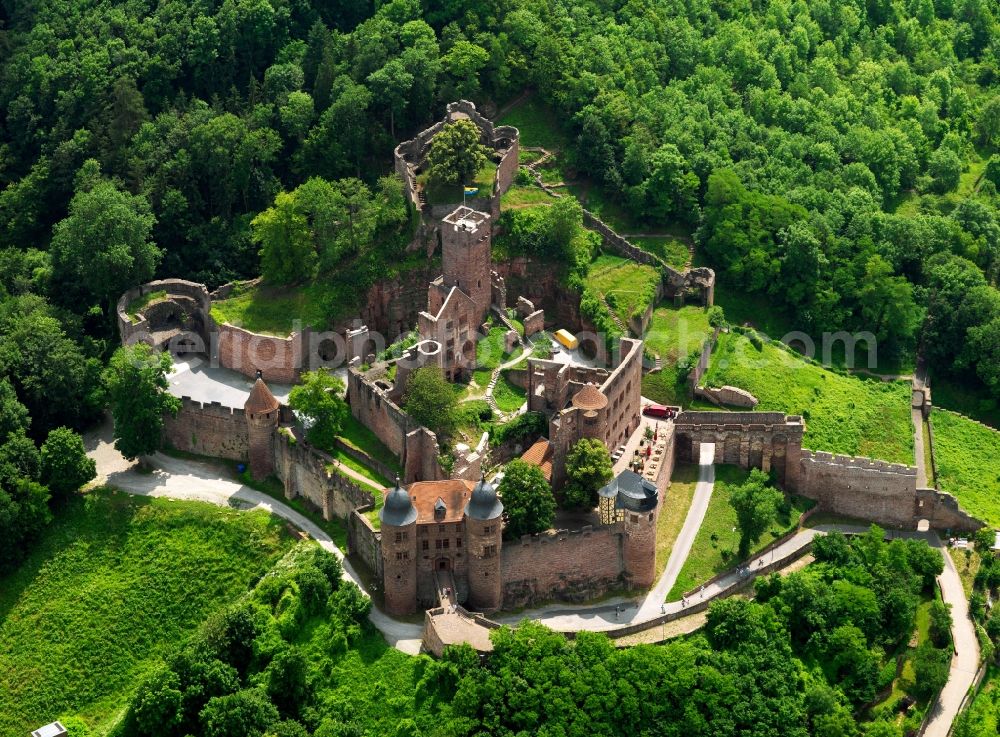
162,397 -> 249,460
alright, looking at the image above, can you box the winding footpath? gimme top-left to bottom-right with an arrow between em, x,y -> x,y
85,426 -> 978,734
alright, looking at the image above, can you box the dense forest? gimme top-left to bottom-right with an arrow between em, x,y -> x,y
0,0 -> 997,383
112,528 -> 948,737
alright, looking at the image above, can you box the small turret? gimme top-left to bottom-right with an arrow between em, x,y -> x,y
464,475 -> 504,611
380,478 -> 418,616
245,370 -> 279,480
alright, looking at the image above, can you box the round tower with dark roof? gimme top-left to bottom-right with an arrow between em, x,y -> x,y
245,371 -> 280,480
464,475 -> 504,612
379,479 -> 418,616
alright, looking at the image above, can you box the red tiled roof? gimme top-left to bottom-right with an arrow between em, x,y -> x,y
245,377 -> 279,414
408,479 -> 475,524
520,439 -> 553,481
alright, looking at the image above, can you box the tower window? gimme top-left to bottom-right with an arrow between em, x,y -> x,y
422,540 -> 429,551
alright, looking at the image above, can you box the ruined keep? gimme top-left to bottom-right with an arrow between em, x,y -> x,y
394,100 -> 519,220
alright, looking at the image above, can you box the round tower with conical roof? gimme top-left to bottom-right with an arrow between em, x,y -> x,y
464,475 -> 504,611
379,479 -> 418,616
245,371 -> 280,480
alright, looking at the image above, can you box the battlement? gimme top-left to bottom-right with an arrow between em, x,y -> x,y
802,450 -> 916,477
515,523 -> 621,548
675,411 -> 797,426
178,396 -> 245,416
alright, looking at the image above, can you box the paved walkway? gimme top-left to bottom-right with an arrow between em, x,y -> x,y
913,406 -> 929,488
923,543 -> 980,736
637,442 -> 716,618
85,422 -> 423,654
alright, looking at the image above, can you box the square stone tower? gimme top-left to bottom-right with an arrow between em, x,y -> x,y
440,206 -> 492,326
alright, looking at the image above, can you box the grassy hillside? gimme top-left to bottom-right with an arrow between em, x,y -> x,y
704,331 -> 913,464
931,409 -> 1000,527
0,489 -> 292,736
641,305 -> 713,406
583,254 -> 660,324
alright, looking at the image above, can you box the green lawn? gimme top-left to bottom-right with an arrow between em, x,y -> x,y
419,161 -> 497,205
583,254 -> 660,323
210,280 -> 331,335
640,305 -> 713,406
666,465 -> 811,599
931,409 -> 1000,526
630,236 -> 690,270
339,413 -> 403,477
704,331 -> 914,464
0,489 -> 293,736
330,450 -> 391,490
493,372 -> 526,413
500,185 -> 554,209
498,98 -> 568,150
657,464 -> 699,577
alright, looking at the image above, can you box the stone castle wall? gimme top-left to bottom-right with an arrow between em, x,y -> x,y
348,508 -> 383,582
211,320 -> 303,384
273,431 -> 374,521
581,211 -> 715,306
346,368 -> 444,483
163,398 -> 249,461
796,451 -> 978,531
500,525 -> 625,609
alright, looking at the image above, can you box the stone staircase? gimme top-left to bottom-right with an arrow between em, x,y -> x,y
597,293 -> 629,335
435,568 -> 458,608
491,306 -> 525,347
484,369 -> 502,415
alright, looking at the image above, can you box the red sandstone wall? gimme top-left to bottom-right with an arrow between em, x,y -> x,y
500,526 -> 624,608
214,323 -> 301,384
163,400 -> 248,460
348,509 -> 383,581
273,432 -> 374,520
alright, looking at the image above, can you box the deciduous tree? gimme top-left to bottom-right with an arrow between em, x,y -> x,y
498,459 -> 555,538
103,344 -> 181,460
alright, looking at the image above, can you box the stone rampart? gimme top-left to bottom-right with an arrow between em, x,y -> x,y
581,210 -> 714,306
346,368 -> 444,483
500,524 -> 625,609
163,397 -> 248,460
211,321 -> 303,384
117,278 -> 212,348
687,327 -> 721,390
273,431 -> 374,521
348,507 -> 383,582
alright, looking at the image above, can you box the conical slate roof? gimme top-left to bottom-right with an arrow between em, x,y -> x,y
245,376 -> 279,414
572,382 -> 608,411
465,475 -> 503,521
380,478 -> 417,527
